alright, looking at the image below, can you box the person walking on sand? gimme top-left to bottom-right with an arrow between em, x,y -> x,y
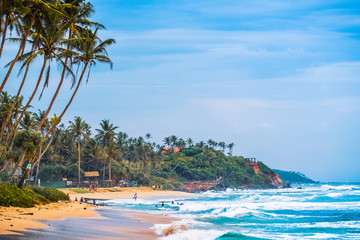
133,193 -> 138,201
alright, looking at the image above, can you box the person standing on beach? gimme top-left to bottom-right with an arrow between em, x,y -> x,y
133,193 -> 138,201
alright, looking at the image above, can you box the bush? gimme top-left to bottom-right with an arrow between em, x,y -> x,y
0,185 -> 36,208
29,186 -> 69,202
23,188 -> 51,204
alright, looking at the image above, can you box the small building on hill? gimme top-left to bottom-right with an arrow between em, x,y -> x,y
161,147 -> 180,154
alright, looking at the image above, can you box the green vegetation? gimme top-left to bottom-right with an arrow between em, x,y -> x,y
0,0 -> 114,188
0,1 -> 280,191
273,169 -> 316,184
0,185 -> 69,207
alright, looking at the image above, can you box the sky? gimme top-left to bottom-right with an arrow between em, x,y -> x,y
3,0 -> 360,182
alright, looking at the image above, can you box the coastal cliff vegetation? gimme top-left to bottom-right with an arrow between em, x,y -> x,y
0,99 -> 283,190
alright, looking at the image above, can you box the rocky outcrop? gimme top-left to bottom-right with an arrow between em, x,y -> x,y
267,172 -> 284,186
246,162 -> 285,187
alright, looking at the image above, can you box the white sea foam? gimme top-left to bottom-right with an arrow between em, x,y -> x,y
106,183 -> 360,239
157,229 -> 226,240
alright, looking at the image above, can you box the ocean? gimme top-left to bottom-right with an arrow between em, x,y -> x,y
105,183 -> 360,239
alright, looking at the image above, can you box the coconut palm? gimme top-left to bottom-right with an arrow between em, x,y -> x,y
0,11 -> 72,144
227,143 -> 235,156
35,0 -> 100,132
0,0 -> 59,142
68,116 -> 88,186
0,0 -> 63,94
45,27 -> 115,137
95,119 -> 118,181
186,138 -> 193,147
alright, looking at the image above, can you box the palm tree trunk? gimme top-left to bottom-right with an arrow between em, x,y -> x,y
0,42 -> 35,143
2,57 -> 48,150
78,136 -> 81,187
108,157 -> 111,183
17,168 -> 29,188
26,63 -> 89,184
45,62 -> 89,138
0,16 -> 9,59
0,28 -> 31,95
35,32 -> 73,132
6,151 -> 26,184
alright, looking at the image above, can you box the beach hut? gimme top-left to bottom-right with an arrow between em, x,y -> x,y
84,171 -> 100,178
84,171 -> 99,190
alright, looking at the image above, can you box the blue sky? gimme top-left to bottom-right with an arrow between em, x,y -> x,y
3,0 -> 360,181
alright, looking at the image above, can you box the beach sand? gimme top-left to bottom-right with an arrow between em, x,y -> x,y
0,187 -> 196,239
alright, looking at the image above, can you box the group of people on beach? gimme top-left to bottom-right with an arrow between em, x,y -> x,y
74,196 -> 96,205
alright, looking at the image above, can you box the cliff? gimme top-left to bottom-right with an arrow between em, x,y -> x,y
161,147 -> 286,191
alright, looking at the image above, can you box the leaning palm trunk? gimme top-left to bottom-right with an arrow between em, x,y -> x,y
29,132 -> 56,183
0,16 -> 9,59
0,42 -> 35,143
0,22 -> 33,94
45,62 -> 89,138
1,57 -> 48,150
35,32 -> 73,132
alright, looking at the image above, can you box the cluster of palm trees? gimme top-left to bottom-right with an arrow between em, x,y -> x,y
0,0 -> 115,188
163,135 -> 235,156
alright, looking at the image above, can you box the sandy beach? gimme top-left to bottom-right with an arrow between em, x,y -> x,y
0,187 -> 197,239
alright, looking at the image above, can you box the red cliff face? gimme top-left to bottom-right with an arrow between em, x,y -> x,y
246,162 -> 285,186
267,172 -> 284,186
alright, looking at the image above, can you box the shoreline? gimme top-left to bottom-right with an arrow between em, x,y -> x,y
0,187 -> 197,239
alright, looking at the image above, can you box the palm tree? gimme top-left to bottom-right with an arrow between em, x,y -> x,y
35,0 -> 100,132
0,11 -> 70,144
170,135 -> 178,147
68,116 -> 88,186
145,133 -> 152,143
227,143 -> 235,156
177,138 -> 186,150
0,0 -> 57,142
95,119 -> 118,182
45,27 -> 115,137
207,139 -> 217,149
186,138 -> 193,147
19,112 -> 35,131
0,0 -> 63,94
218,141 -> 226,153
163,137 -> 171,147
14,130 -> 41,188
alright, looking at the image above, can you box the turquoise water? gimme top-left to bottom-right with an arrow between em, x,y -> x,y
105,183 -> 360,239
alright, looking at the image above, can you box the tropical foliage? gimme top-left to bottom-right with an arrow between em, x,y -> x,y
0,0 -> 279,190
0,0 -> 114,188
0,98 -> 278,189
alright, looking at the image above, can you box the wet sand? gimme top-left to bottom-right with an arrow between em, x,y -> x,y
0,187 -> 197,239
1,208 -> 176,240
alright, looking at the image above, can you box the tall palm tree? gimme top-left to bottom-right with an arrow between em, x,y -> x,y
35,0 -> 100,132
95,119 -> 118,182
68,116 -> 88,186
145,133 -> 152,143
0,0 -> 58,143
45,27 -> 115,137
0,12 -> 71,143
0,0 -> 63,94
186,138 -> 194,147
218,141 -> 226,153
227,143 -> 235,156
